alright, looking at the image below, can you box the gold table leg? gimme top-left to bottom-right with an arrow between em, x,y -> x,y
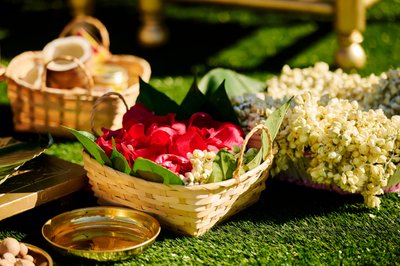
68,0 -> 95,17
138,0 -> 169,47
334,0 -> 366,69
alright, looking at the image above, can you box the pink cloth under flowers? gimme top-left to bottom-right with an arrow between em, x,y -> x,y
96,103 -> 244,176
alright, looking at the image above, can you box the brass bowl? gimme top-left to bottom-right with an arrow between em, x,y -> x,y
25,243 -> 53,266
42,206 -> 161,261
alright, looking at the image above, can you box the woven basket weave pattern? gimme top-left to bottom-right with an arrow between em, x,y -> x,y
6,51 -> 151,137
5,16 -> 151,137
84,153 -> 272,236
83,124 -> 274,237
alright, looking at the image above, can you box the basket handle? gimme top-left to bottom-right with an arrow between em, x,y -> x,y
91,91 -> 129,136
41,55 -> 94,93
59,16 -> 110,51
233,123 -> 273,179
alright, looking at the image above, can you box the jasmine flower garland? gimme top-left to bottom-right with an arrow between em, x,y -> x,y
182,149 -> 217,185
274,93 -> 400,208
231,63 -> 400,208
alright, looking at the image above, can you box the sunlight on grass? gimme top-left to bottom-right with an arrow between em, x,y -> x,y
361,23 -> 400,75
45,142 -> 83,165
288,31 -> 336,68
0,82 -> 8,104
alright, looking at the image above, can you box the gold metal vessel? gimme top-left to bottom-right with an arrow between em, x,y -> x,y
25,243 -> 54,266
42,206 -> 161,261
92,63 -> 129,92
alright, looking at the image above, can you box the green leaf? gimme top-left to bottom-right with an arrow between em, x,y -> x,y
136,76 -> 241,126
207,81 -> 240,124
66,126 -> 112,166
207,149 -> 237,183
132,157 -> 183,185
245,146 -> 263,172
260,128 -> 270,161
264,97 -> 294,141
198,68 -> 266,98
241,98 -> 293,174
110,138 -> 131,174
177,79 -> 208,120
136,78 -> 180,116
178,79 -> 240,124
242,148 -> 259,164
0,134 -> 53,184
386,165 -> 400,189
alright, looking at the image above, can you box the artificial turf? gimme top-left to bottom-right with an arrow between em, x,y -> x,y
0,0 -> 399,265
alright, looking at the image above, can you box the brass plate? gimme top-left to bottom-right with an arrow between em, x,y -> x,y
42,206 -> 161,261
25,243 -> 54,266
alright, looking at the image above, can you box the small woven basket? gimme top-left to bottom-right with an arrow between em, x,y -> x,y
83,122 -> 274,237
3,16 -> 151,137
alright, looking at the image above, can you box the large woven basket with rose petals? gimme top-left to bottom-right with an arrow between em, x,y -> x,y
82,123 -> 274,237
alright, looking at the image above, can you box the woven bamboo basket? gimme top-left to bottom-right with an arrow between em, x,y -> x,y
82,123 -> 274,237
3,16 -> 151,137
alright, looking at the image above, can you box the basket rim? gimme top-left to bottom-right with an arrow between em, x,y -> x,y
82,150 -> 273,191
5,51 -> 151,97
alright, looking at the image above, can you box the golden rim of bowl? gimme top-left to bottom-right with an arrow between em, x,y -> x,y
41,206 -> 161,261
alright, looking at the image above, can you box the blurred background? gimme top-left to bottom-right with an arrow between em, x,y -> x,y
0,0 -> 399,127
1,1 -> 398,180
1,0 -> 399,77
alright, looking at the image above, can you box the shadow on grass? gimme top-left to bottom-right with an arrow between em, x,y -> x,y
257,21 -> 332,73
96,12 -> 262,77
221,178 -> 366,227
150,177 -> 366,241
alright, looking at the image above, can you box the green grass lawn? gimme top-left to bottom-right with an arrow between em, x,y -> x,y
0,0 -> 399,265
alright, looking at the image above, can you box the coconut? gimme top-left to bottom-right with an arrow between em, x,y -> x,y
42,36 -> 93,89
